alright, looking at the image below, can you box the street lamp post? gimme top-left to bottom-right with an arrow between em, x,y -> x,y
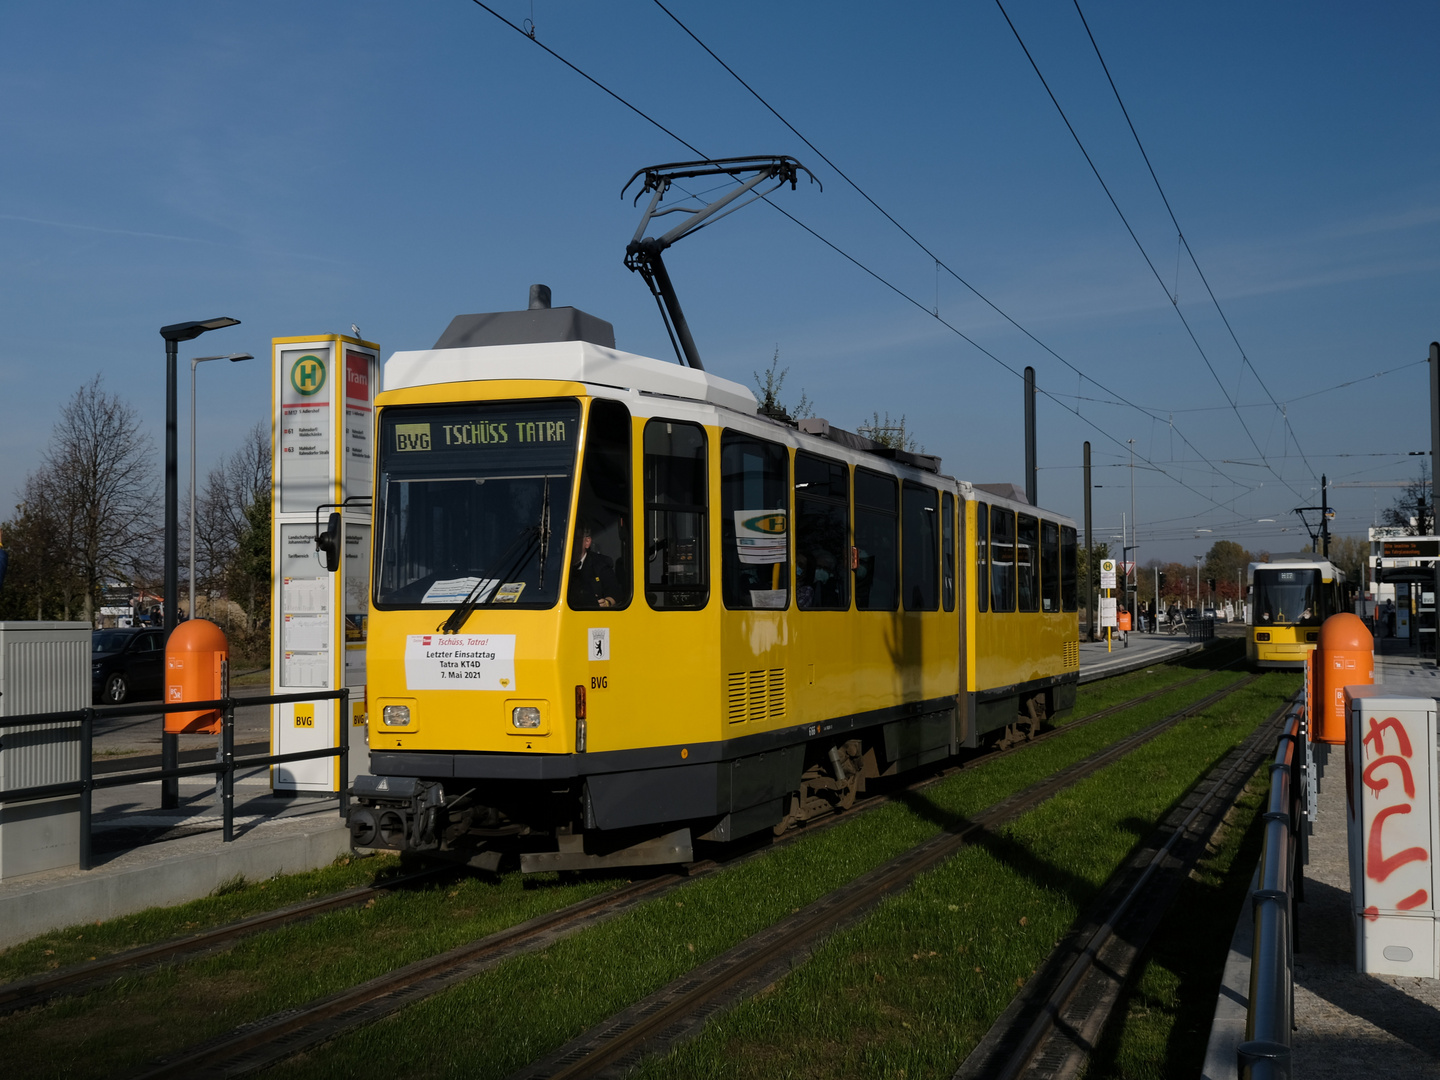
190,353 -> 253,620
1128,438 -> 1137,624
159,318 -> 239,809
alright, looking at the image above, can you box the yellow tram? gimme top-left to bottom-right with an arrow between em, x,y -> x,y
1246,554 -> 1345,669
346,297 -> 1080,870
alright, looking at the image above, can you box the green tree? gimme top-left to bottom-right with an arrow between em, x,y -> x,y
0,489 -> 69,620
1202,539 -> 1253,604
1077,541 -> 1110,632
1328,534 -> 1369,592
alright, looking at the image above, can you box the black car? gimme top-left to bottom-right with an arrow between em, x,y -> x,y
92,628 -> 166,704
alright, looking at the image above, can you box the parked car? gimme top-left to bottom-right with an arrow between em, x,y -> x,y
1184,607 -> 1199,621
1202,607 -> 1218,620
92,628 -> 166,704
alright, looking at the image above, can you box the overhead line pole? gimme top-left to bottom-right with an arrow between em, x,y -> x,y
1025,366 -> 1037,506
1431,343 -> 1439,664
1084,441 -> 1093,641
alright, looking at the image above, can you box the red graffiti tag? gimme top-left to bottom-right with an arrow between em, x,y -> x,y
1363,755 -> 1417,799
1364,716 -> 1413,758
1397,889 -> 1430,911
1367,803 -> 1429,882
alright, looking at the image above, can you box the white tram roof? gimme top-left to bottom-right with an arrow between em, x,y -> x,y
383,339 -> 760,417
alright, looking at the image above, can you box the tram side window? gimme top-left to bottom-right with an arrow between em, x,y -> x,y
1017,513 -> 1039,613
855,469 -> 899,610
1061,525 -> 1078,612
795,452 -> 849,610
643,420 -> 708,610
1041,520 -> 1060,613
902,483 -> 939,611
975,501 -> 989,612
991,506 -> 1015,612
942,492 -> 955,612
720,432 -> 790,610
569,399 -> 633,611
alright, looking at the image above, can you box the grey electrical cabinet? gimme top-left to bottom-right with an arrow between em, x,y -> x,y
0,622 -> 90,879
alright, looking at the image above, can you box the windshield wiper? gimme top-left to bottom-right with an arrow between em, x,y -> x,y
436,476 -> 559,634
537,476 -> 551,592
437,525 -> 541,634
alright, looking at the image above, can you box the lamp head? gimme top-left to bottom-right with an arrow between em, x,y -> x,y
160,316 -> 241,343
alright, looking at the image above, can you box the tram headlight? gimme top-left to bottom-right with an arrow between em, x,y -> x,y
382,705 -> 411,727
512,706 -> 542,729
1255,632 -> 1271,642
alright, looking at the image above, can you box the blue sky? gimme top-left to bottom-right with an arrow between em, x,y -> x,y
2,1 -> 1437,565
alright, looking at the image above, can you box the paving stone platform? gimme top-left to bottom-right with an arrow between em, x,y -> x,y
1205,636 -> 1440,1078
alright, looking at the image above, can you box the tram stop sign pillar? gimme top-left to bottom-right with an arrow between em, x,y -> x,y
270,334 -> 379,793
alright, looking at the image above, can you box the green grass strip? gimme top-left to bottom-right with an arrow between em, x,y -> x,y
263,667 -> 1270,1080
622,674 -> 1297,1080
0,863 -> 623,1080
0,853 -> 405,982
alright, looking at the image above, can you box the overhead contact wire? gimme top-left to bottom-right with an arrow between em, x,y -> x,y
1070,0 -> 1319,486
466,0 -> 1248,516
649,0 -> 1241,495
993,0 -> 1308,506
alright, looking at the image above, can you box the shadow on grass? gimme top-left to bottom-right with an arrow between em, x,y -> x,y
1083,767 -> 1271,1078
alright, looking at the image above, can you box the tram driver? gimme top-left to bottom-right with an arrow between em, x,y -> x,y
569,521 -> 621,609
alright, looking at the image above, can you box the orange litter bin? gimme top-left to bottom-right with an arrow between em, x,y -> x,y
164,619 -> 229,734
1116,610 -> 1132,633
1315,612 -> 1373,744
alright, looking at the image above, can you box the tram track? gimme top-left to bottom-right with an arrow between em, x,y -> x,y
955,692 -> 1296,1080
107,670 -> 1257,1080
0,866 -> 450,1019
1,656 -> 1226,1024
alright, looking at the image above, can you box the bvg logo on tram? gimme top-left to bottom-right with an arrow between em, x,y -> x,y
395,423 -> 432,452
290,355 -> 327,397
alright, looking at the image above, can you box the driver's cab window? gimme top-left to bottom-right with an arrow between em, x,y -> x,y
568,399 -> 633,610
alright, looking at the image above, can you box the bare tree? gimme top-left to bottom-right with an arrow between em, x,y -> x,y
858,410 -> 922,452
753,348 -> 813,422
1381,461 -> 1433,535
191,417 -> 270,630
28,377 -> 158,623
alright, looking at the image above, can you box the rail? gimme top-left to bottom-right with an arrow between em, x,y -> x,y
1238,707 -> 1305,1079
0,688 -> 350,870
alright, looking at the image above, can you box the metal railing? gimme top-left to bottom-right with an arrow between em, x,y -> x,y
0,688 -> 349,870
1238,708 -> 1305,1079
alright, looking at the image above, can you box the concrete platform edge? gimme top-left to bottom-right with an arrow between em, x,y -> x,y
0,823 -> 352,949
1077,638 -> 1207,684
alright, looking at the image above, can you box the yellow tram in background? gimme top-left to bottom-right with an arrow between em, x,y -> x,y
345,296 -> 1080,870
1246,554 -> 1345,669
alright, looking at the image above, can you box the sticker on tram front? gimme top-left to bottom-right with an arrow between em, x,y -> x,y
405,633 -> 516,691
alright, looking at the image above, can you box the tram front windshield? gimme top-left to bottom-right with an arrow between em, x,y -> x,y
375,401 -> 578,608
1253,568 -> 1323,627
